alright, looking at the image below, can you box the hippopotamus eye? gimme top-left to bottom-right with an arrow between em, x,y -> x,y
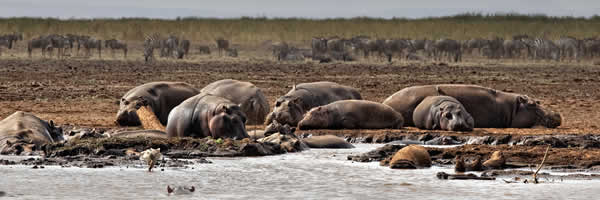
275,101 -> 281,107
445,113 -> 453,120
124,101 -> 130,105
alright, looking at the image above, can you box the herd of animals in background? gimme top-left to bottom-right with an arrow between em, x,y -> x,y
2,32 -> 600,63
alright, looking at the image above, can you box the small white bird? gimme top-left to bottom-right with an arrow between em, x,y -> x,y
140,148 -> 162,172
167,185 -> 195,195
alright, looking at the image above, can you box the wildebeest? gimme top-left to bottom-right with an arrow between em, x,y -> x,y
161,35 -> 179,58
27,36 -> 52,58
226,48 -> 238,57
198,45 -> 211,54
216,38 -> 229,56
80,36 -> 102,58
105,39 -> 128,58
432,39 -> 462,62
175,39 -> 190,59
502,39 -> 527,58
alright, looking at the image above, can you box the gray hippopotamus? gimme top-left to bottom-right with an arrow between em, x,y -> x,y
116,82 -> 199,126
265,81 -> 362,126
0,111 -> 63,155
200,79 -> 270,125
297,100 -> 404,130
166,93 -> 248,139
383,84 -> 561,128
413,96 -> 474,131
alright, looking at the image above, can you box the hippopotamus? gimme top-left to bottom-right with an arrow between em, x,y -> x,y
302,135 -> 354,148
382,84 -> 561,128
265,81 -> 362,126
0,111 -> 63,155
389,145 -> 432,169
297,100 -> 404,130
166,93 -> 248,139
116,82 -> 199,126
201,79 -> 270,125
413,96 -> 474,131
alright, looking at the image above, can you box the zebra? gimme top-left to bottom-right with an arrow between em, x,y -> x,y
105,39 -> 128,58
311,37 -> 328,61
143,33 -> 162,62
161,35 -> 179,58
215,38 -> 229,56
174,39 -> 190,59
555,36 -> 582,62
27,36 -> 52,58
502,39 -> 527,59
532,38 -> 559,61
582,38 -> 600,59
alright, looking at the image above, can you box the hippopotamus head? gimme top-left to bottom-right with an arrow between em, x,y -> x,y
47,120 -> 64,142
435,101 -> 474,131
115,96 -> 148,126
209,105 -> 248,139
270,97 -> 305,126
512,95 -> 562,128
297,106 -> 329,130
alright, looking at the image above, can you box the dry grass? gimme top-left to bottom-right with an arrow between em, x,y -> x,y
1,13 -> 600,46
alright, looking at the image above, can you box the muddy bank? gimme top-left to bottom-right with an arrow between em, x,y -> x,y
349,144 -> 600,169
300,128 -> 600,147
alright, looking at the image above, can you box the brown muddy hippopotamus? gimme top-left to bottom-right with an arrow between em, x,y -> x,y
297,100 -> 404,130
0,111 -> 63,155
265,81 -> 362,126
383,84 -> 561,128
166,93 -> 248,139
389,145 -> 432,169
302,135 -> 354,148
116,82 -> 199,126
413,96 -> 474,131
200,79 -> 270,125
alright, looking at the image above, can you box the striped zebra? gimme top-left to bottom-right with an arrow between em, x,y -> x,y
105,39 -> 128,58
532,38 -> 559,61
161,35 -> 179,58
174,39 -> 190,59
555,36 -> 582,62
143,33 -> 162,62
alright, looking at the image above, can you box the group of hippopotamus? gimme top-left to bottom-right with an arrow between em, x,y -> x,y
267,82 -> 561,131
0,79 -> 562,155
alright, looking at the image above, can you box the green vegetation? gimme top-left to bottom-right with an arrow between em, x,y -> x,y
1,13 -> 600,45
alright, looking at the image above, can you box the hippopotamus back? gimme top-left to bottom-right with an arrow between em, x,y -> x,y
166,93 -> 248,139
383,84 -> 561,128
265,81 -> 362,126
200,79 -> 270,125
0,111 -> 63,154
116,82 -> 199,126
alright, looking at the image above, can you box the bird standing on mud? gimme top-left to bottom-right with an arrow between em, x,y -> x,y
140,148 -> 162,172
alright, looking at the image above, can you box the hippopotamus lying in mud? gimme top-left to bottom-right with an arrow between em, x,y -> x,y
200,79 -> 270,125
265,81 -> 362,126
166,93 -> 249,139
297,100 -> 404,130
383,84 -> 561,128
0,111 -> 63,154
116,82 -> 199,126
413,96 -> 474,131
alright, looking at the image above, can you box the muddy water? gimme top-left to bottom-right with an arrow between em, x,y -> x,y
1,144 -> 599,200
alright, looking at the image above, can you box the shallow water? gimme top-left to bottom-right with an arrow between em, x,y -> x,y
1,144 -> 599,200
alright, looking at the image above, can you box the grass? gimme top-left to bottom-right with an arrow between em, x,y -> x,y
1,13 -> 600,45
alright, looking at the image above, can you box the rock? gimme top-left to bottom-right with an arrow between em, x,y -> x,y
437,172 -> 495,180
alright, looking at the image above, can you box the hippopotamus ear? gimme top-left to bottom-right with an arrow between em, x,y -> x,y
517,95 -> 528,104
222,105 -> 231,114
49,120 -> 55,128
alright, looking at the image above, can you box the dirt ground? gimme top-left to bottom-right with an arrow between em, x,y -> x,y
1,57 -> 599,135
